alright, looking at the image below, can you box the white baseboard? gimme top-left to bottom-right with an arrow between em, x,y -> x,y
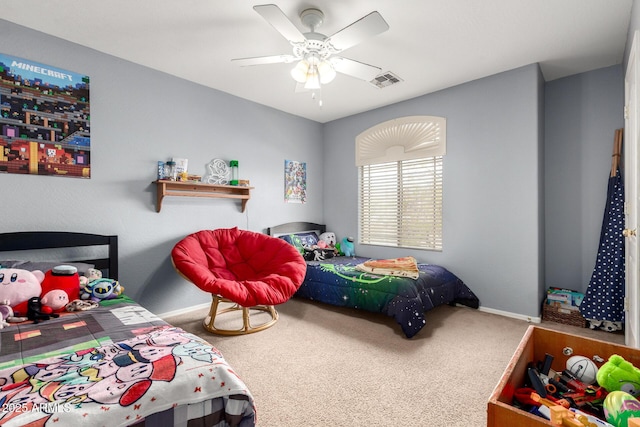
158,302 -> 210,319
160,302 -> 541,324
477,305 -> 541,323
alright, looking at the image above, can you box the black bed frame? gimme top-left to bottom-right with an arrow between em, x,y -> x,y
0,232 -> 119,280
267,222 -> 326,236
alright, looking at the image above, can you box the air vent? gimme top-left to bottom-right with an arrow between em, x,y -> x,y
370,71 -> 403,88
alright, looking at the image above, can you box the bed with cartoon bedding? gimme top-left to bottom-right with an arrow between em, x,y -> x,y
0,232 -> 255,427
268,222 -> 480,339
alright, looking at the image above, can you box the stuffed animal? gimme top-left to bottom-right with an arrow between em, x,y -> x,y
80,278 -> 124,302
302,231 -> 338,259
603,390 -> 640,426
26,296 -> 59,324
40,289 -> 69,312
79,268 -> 102,286
303,247 -> 335,261
40,265 -> 80,312
0,300 -> 27,328
319,232 -> 337,247
0,268 -> 44,317
79,268 -> 113,302
341,237 -> 355,257
65,299 -> 99,311
597,354 -> 640,396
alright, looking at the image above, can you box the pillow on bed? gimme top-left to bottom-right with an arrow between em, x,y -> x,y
0,260 -> 95,276
279,232 -> 319,254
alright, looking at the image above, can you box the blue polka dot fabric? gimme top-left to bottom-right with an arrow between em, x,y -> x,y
580,167 -> 625,331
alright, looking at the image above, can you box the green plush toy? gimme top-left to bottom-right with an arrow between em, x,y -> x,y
597,354 -> 640,396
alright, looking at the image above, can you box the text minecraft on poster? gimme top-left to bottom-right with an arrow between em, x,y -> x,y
0,53 -> 90,178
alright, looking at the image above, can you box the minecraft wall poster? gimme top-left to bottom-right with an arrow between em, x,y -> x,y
0,53 -> 90,178
284,159 -> 306,203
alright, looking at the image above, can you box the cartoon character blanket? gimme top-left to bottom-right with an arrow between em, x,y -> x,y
297,257 -> 480,338
0,297 -> 255,427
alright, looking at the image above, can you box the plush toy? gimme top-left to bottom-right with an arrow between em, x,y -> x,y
40,289 -> 69,312
319,232 -> 337,247
603,390 -> 640,426
0,268 -> 44,317
40,265 -> 80,313
79,268 -> 102,286
341,237 -> 355,257
301,232 -> 339,260
26,296 -> 59,324
303,247 -> 335,261
65,299 -> 99,311
80,277 -> 124,302
0,300 -> 27,328
597,354 -> 640,396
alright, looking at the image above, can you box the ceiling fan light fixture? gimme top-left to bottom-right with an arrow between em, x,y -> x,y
304,66 -> 321,90
291,60 -> 310,83
293,52 -> 334,87
318,60 -> 336,84
238,4 -> 389,103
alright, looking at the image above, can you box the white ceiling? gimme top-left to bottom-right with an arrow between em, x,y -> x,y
0,0 -> 633,123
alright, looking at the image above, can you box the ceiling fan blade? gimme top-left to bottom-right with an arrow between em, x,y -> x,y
232,54 -> 296,66
326,11 -> 389,52
253,4 -> 307,44
331,57 -> 382,81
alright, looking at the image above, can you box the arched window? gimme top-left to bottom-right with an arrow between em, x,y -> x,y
356,116 -> 446,250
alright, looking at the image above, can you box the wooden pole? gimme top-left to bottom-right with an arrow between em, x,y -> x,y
611,128 -> 623,177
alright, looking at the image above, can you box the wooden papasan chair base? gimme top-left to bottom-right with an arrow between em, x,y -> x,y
171,227 -> 307,335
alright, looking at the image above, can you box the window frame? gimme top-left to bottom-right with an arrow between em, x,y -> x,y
356,116 -> 446,251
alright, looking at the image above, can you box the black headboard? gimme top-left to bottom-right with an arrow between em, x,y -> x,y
267,222 -> 326,236
0,232 -> 119,280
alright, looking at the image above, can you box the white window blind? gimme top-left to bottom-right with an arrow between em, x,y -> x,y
359,157 -> 443,250
355,116 -> 446,166
356,116 -> 445,251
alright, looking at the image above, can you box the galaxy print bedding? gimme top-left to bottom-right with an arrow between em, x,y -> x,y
297,256 -> 480,338
0,296 -> 255,427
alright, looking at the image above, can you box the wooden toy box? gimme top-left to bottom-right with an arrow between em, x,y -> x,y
487,325 -> 639,426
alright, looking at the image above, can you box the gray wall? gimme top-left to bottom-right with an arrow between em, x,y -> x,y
323,64 -> 546,318
0,16 -> 625,320
545,65 -> 624,294
0,20 -> 324,314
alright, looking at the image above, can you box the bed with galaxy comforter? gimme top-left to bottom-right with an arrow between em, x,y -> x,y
0,232 -> 255,427
267,223 -> 480,338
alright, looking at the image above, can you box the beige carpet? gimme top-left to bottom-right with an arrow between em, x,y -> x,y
164,299 -> 624,427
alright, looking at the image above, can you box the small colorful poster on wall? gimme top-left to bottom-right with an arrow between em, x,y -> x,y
284,159 -> 307,203
0,53 -> 91,178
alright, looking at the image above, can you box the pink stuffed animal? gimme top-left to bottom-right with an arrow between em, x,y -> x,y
0,268 -> 44,317
40,289 -> 69,312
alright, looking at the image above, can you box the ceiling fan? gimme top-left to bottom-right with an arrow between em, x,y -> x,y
232,4 -> 390,92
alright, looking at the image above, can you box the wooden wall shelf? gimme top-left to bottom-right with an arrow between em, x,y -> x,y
153,180 -> 253,212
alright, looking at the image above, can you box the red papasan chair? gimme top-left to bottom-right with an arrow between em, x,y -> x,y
171,227 -> 307,335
